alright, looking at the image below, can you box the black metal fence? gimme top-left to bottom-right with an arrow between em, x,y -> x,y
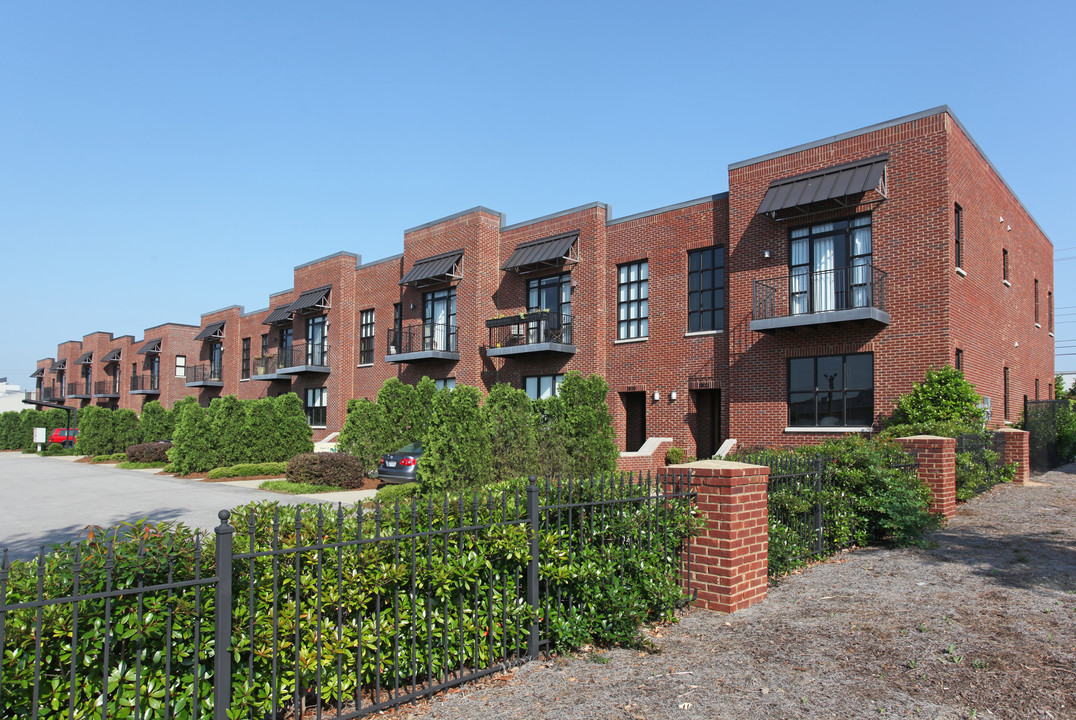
1,474 -> 696,719
752,264 -> 888,320
1024,398 -> 1068,471
486,312 -> 575,349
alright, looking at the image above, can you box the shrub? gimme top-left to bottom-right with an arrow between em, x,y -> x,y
126,442 -> 172,463
665,446 -> 686,465
207,462 -> 288,480
485,383 -> 538,481
286,452 -> 366,488
243,398 -> 278,464
168,402 -> 215,474
92,453 -> 127,463
0,411 -> 21,450
76,406 -> 115,456
18,408 -> 43,451
42,442 -> 66,456
273,393 -> 314,460
1055,400 -> 1076,464
556,372 -> 618,478
419,385 -> 494,493
209,395 -> 248,468
337,398 -> 392,477
889,366 -> 984,426
883,422 -> 1015,500
139,400 -> 173,442
374,482 -> 422,504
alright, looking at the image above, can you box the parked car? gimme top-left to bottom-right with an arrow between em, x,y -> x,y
378,442 -> 422,484
48,427 -> 78,449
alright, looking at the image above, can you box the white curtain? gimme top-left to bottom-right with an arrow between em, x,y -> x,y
790,237 -> 809,314
812,235 -> 836,312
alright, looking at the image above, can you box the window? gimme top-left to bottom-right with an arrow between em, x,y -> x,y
175,355 -> 186,378
359,309 -> 375,364
525,374 -> 564,400
688,246 -> 725,332
305,387 -> 327,427
1003,367 -> 1010,421
241,338 -> 250,380
789,215 -> 872,314
528,273 -> 572,343
1035,378 -> 1040,401
209,342 -> 222,375
617,260 -> 649,339
1048,291 -> 1054,332
392,303 -> 402,348
788,353 -> 874,428
1002,248 -> 1009,281
260,333 -> 269,357
423,288 -> 457,351
434,377 -> 456,391
955,348 -> 963,371
1034,279 -> 1040,324
954,203 -> 962,268
306,315 -> 327,365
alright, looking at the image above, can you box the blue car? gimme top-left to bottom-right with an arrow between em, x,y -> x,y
378,442 -> 422,483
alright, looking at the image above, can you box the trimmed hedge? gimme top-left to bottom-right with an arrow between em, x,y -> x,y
286,452 -> 366,488
207,462 -> 288,480
126,442 -> 172,463
92,453 -> 127,463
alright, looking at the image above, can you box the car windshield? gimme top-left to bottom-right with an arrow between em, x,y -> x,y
395,442 -> 422,453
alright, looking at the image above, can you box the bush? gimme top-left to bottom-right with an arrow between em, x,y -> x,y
139,400 -> 173,443
207,462 -> 288,480
374,482 -> 422,504
1056,400 -> 1076,464
485,383 -> 538,481
168,402 -> 215,474
0,411 -> 21,450
41,442 -> 67,456
126,442 -> 172,463
556,372 -> 619,478
419,385 -> 494,493
889,366 -> 984,426
209,395 -> 248,468
286,452 -> 366,489
273,393 -> 314,460
76,406 -> 115,456
337,398 -> 392,477
883,422 -> 1015,500
112,409 -> 141,453
665,446 -> 686,465
92,453 -> 127,463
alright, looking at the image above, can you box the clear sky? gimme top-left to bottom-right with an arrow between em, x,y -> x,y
2,1 -> 1074,386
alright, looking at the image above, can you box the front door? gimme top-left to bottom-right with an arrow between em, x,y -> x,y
528,274 -> 571,343
691,389 -> 721,459
306,316 -> 326,365
621,391 -> 646,453
423,288 -> 456,352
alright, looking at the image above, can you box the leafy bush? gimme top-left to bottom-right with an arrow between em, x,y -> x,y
0,411 -> 21,450
273,393 -> 314,460
286,452 -> 365,488
1056,400 -> 1076,464
126,441 -> 172,463
883,422 -> 1017,499
337,398 -> 391,477
207,462 -> 288,479
485,383 -> 538,481
75,406 -> 115,456
167,402 -> 215,474
92,453 -> 127,463
374,482 -> 422,504
139,400 -> 174,442
41,442 -> 70,456
419,385 -> 494,493
889,366 -> 984,426
556,372 -> 619,478
665,446 -> 686,465
209,394 -> 248,468
112,409 -> 141,453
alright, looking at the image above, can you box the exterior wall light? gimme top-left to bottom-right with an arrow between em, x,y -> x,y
653,391 -> 660,401
670,391 -> 677,401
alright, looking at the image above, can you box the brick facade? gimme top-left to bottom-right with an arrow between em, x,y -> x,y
26,107 -> 1053,455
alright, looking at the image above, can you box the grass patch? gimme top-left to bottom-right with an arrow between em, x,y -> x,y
117,461 -> 169,470
207,462 -> 288,480
259,479 -> 342,495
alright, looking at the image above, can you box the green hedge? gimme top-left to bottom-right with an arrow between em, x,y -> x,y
91,453 -> 127,463
206,462 -> 288,480
882,422 -> 1016,500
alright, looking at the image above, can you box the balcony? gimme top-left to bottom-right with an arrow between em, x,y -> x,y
751,265 -> 890,333
185,364 -> 224,387
24,390 -> 41,403
276,341 -> 330,374
93,379 -> 121,398
130,374 -> 161,394
43,385 -> 64,402
385,323 -> 459,363
485,311 -> 576,357
252,355 -> 294,381
67,382 -> 91,399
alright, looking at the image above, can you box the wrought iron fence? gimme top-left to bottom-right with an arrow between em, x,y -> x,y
186,364 -> 223,384
278,340 -> 329,369
130,374 -> 160,393
1,474 -> 696,719
752,265 -> 887,320
386,323 -> 457,356
486,312 -> 574,349
93,378 -> 121,396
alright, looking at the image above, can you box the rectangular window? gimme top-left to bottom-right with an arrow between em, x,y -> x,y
261,333 -> 269,357
241,338 -> 250,379
617,260 -> 649,339
525,374 -> 564,400
1003,248 -> 1009,281
434,377 -> 456,391
1048,291 -> 1053,332
305,387 -> 327,427
789,215 -> 872,315
175,355 -> 186,378
359,309 -> 375,364
423,288 -> 457,351
306,315 -> 327,365
788,353 -> 874,428
955,348 -> 963,371
1035,378 -> 1040,401
393,303 -> 402,348
528,273 -> 572,343
1003,367 -> 1010,421
954,203 -> 963,268
687,246 -> 726,332
1034,279 -> 1040,324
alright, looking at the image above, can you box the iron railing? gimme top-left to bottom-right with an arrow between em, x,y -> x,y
278,340 -> 329,369
43,385 -> 64,402
0,475 -> 696,719
93,378 -> 121,396
486,312 -> 574,349
130,374 -> 160,392
386,322 -> 457,356
252,355 -> 282,376
23,390 -> 40,403
186,364 -> 223,383
66,381 -> 90,397
753,265 -> 887,321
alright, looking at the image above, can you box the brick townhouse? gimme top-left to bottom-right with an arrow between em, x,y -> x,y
26,106 -> 1054,460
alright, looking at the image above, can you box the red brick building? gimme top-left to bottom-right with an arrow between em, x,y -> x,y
26,107 -> 1054,459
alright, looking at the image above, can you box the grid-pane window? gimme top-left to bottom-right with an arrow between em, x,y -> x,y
955,348 -> 963,371
524,374 -> 564,400
261,334 -> 269,357
175,355 -> 186,378
789,215 -> 872,314
617,261 -> 648,339
393,303 -> 402,348
305,387 -> 327,427
359,309 -> 375,364
687,246 -> 725,332
955,203 -> 962,267
435,377 -> 456,391
241,338 -> 250,379
788,353 -> 874,428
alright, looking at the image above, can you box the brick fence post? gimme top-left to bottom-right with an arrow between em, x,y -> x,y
671,460 -> 769,614
993,427 -> 1030,485
893,435 -> 957,519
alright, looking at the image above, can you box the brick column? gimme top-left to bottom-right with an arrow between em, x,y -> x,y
993,427 -> 1030,485
672,460 -> 769,614
893,435 -> 957,519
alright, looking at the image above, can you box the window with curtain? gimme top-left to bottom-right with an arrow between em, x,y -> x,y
789,216 -> 872,315
423,287 -> 457,351
525,374 -> 564,400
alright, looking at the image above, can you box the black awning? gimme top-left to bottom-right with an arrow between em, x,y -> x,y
30,368 -> 44,378
75,352 -> 93,365
194,321 -> 225,341
399,249 -> 464,288
288,285 -> 331,314
101,349 -> 122,363
137,338 -> 162,354
50,359 -> 66,372
502,232 -> 579,274
263,304 -> 293,325
757,154 -> 888,216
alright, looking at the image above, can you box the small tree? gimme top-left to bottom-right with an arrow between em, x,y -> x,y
274,393 -> 314,460
244,398 -> 278,464
210,395 -> 247,467
412,376 -> 439,442
485,382 -> 538,481
0,412 -> 20,450
889,366 -> 984,426
140,400 -> 174,442
168,402 -> 215,474
112,409 -> 141,453
1056,375 -> 1067,399
337,398 -> 392,477
557,372 -> 619,478
418,385 -> 493,493
76,406 -> 115,456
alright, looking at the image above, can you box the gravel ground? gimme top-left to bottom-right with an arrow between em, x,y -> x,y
394,463 -> 1076,720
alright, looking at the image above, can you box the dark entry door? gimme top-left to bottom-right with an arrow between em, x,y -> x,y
621,391 -> 646,452
691,389 -> 720,459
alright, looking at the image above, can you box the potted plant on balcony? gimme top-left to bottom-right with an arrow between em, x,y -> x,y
254,355 -> 274,375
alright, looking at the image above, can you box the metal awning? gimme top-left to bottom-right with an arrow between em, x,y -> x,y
263,304 -> 293,326
137,338 -> 162,354
75,352 -> 93,365
502,232 -> 579,274
50,359 -> 66,372
194,321 -> 225,341
101,349 -> 122,363
30,368 -> 44,378
399,249 -> 464,288
757,154 -> 888,217
288,285 -> 331,314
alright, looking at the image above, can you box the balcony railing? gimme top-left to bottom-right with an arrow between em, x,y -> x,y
751,265 -> 890,333
24,390 -> 41,403
93,378 -> 121,397
130,374 -> 161,393
486,311 -> 576,357
277,341 -> 329,373
44,385 -> 64,402
385,323 -> 459,363
67,382 -> 91,398
185,364 -> 224,386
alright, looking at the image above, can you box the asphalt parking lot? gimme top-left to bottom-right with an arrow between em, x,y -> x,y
0,452 -> 328,560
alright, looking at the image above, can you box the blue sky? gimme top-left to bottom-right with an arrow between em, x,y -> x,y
2,1 -> 1074,386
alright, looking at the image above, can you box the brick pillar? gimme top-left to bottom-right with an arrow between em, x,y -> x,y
672,460 -> 769,614
893,435 -> 957,519
993,427 -> 1030,485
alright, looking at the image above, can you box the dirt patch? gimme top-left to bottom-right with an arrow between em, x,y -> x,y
392,464 -> 1076,720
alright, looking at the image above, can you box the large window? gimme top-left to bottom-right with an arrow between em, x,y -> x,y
305,387 -> 327,427
528,273 -> 572,343
789,215 -> 872,314
688,246 -> 725,332
617,260 -> 648,340
306,315 -> 327,365
359,309 -> 375,364
423,288 -> 457,351
525,374 -> 564,400
434,377 -> 456,391
788,353 -> 874,428
241,338 -> 250,380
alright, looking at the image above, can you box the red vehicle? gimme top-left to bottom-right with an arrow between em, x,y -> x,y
48,428 -> 78,448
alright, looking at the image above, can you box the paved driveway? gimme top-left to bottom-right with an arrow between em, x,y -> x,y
0,453 -> 331,560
